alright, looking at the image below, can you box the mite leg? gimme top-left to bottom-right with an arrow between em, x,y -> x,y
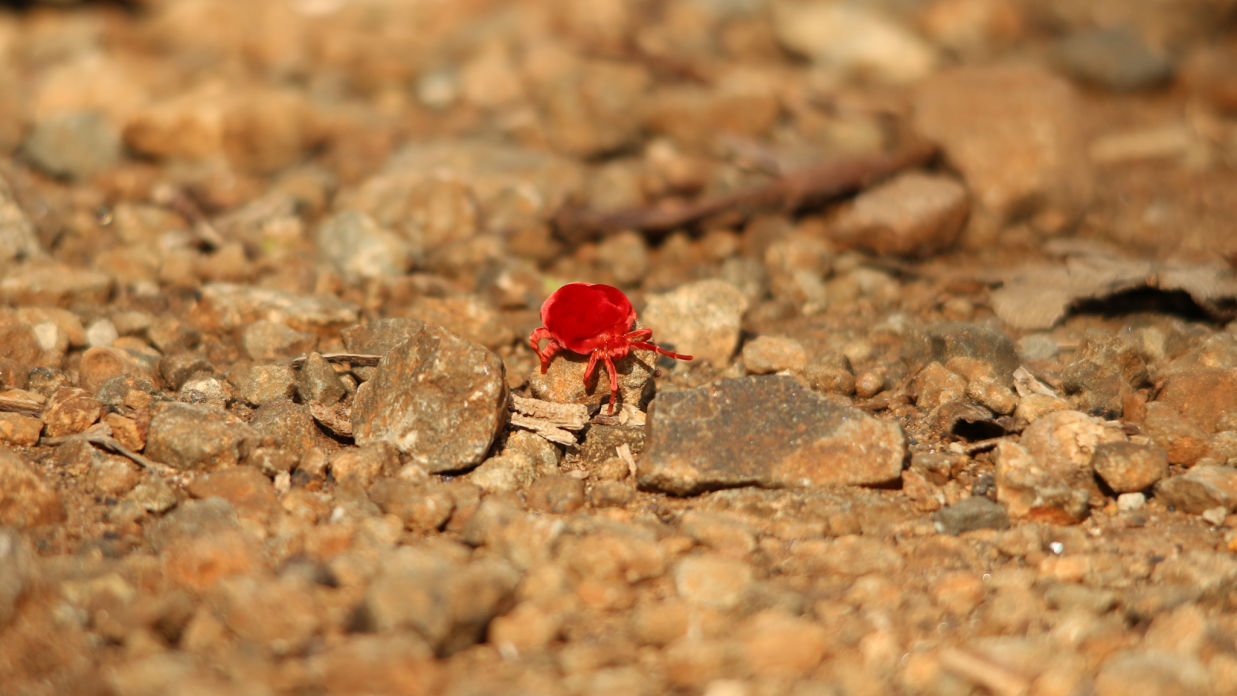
630,341 -> 693,362
529,328 -> 561,373
602,352 -> 620,414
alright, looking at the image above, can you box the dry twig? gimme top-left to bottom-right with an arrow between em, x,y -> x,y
553,138 -> 935,241
0,396 -> 43,417
290,353 -> 383,368
41,429 -> 178,476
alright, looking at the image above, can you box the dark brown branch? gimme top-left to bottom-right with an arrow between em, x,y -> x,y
553,139 -> 936,242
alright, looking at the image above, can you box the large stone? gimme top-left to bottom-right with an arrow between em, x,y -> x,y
351,325 -> 506,473
638,375 -> 905,495
195,282 -> 359,334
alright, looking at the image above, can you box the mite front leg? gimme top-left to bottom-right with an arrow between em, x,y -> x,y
529,328 -> 561,373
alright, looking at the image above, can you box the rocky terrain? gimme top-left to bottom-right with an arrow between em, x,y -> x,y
3,1 -> 1237,694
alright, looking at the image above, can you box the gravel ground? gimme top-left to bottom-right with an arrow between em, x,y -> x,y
3,1 -> 1237,695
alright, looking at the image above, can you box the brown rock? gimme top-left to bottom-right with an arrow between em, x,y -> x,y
832,172 -> 969,257
641,280 -> 748,367
1155,466 -> 1237,514
187,466 -> 277,519
0,447 -> 64,526
368,479 -> 455,532
79,346 -> 158,395
639,376 -> 905,494
40,387 -> 102,437
1143,402 -> 1210,466
145,402 -> 264,471
210,576 -> 321,656
329,443 -> 400,488
1092,441 -> 1169,493
913,64 -> 1091,238
241,319 -> 317,362
995,440 -> 1088,522
0,413 -> 42,446
351,325 -> 507,474
673,554 -> 753,609
1019,409 -> 1125,500
247,401 -> 326,456
1156,368 -> 1237,433
526,474 -> 586,515
740,335 -> 808,374
740,609 -> 829,676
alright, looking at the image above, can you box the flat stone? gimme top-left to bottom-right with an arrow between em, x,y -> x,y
933,496 -> 1011,535
0,263 -> 112,307
1155,466 -> 1237,514
241,319 -> 317,362
639,375 -> 905,495
196,282 -> 359,334
1092,441 -> 1169,493
831,172 -> 969,257
0,447 -> 64,527
352,325 -> 506,473
145,401 -> 264,471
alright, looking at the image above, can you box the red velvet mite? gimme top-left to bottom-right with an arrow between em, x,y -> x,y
529,282 -> 692,414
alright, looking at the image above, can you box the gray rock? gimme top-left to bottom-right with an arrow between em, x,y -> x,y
145,401 -> 264,470
351,325 -> 506,473
197,282 -> 359,334
0,527 -> 36,625
1055,27 -> 1174,91
361,546 -> 520,656
1155,465 -> 1237,514
641,280 -> 748,367
933,496 -> 1010,535
23,110 -> 121,180
638,375 -> 905,495
126,478 -> 179,515
467,452 -> 537,493
1093,441 -> 1169,493
315,210 -> 411,282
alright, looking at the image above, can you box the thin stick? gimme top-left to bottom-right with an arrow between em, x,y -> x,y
290,352 -> 383,368
553,139 -> 935,241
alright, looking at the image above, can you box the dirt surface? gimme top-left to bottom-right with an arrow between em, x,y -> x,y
3,1 -> 1237,695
